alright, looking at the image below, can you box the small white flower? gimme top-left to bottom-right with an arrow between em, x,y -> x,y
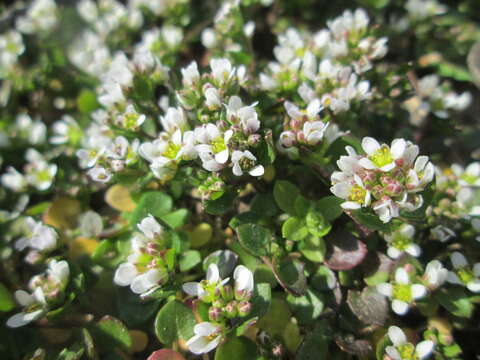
181,62 -> 200,86
1,166 -> 27,192
186,322 -> 223,355
331,174 -> 371,210
87,167 -> 112,183
50,115 -> 81,145
447,252 -> 480,293
231,150 -> 264,177
233,265 -> 254,299
6,287 -> 46,328
359,137 -> 406,172
201,28 -> 217,48
377,267 -> 427,315
160,107 -> 187,134
384,224 -> 421,259
183,263 -> 230,302
116,104 -> 146,131
386,326 -> 434,360
452,162 -> 480,187
430,225 -> 455,243
137,215 -> 163,239
16,217 -> 58,252
210,58 -> 234,84
204,87 -> 222,109
423,260 -> 448,289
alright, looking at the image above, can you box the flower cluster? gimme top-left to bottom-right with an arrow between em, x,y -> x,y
114,215 -> 170,297
331,136 -> 434,222
385,326 -> 434,360
7,260 -> 69,328
183,263 -> 254,354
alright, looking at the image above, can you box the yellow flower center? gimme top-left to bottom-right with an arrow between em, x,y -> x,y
457,268 -> 474,284
397,343 -> 418,360
348,184 -> 367,204
164,142 -> 181,160
391,234 -> 411,251
393,284 -> 412,303
369,145 -> 393,168
211,137 -> 226,154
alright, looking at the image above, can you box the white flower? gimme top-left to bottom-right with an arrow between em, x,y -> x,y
50,115 -> 81,145
231,150 -> 264,177
186,322 -> 223,355
384,224 -> 421,259
160,107 -> 187,134
386,326 -> 434,360
377,267 -> 427,315
183,264 -> 230,302
204,87 -> 222,109
181,62 -> 200,86
0,30 -> 25,70
226,96 -> 260,134
201,28 -> 217,48
233,265 -> 254,299
210,58 -> 234,84
16,0 -> 58,34
430,225 -> 455,243
373,196 -> 400,223
161,25 -> 183,48
359,137 -> 406,172
452,162 -> 480,187
6,288 -> 46,328
194,125 -> 233,171
331,174 -> 371,210
16,217 -> 58,252
116,104 -> 146,131
137,215 -> 163,239
447,252 -> 480,293
1,166 -> 27,192
87,167 -> 112,183
423,260 -> 448,289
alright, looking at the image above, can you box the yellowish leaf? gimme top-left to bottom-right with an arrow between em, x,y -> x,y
43,197 -> 81,229
69,236 -> 99,259
187,223 -> 213,248
105,185 -> 137,212
129,330 -> 149,353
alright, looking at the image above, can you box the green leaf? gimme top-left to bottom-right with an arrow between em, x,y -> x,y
249,283 -> 272,319
294,196 -> 311,218
116,288 -> 160,327
298,236 -> 326,263
90,316 -> 132,352
435,288 -> 474,318
273,180 -> 300,214
316,196 -> 344,222
130,192 -> 172,226
236,223 -> 271,257
311,266 -> 337,291
257,297 -> 291,337
205,190 -> 236,215
375,335 -> 390,360
214,337 -> 257,360
179,250 -> 201,272
250,193 -> 278,217
305,211 -> 331,238
0,283 -> 15,312
282,217 -> 309,241
154,300 -> 196,344
278,259 -> 307,296
351,209 -> 393,232
160,209 -> 188,229
347,287 -> 388,326
56,342 -> 85,360
287,289 -> 324,323
296,321 -> 330,360
77,90 -> 99,114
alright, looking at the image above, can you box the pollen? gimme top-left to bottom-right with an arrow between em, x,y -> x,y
348,184 -> 367,204
369,145 -> 393,168
211,137 -> 227,154
393,284 -> 412,303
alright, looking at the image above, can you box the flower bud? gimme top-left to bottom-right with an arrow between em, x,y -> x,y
247,134 -> 261,146
146,242 -> 159,255
224,300 -> 238,318
237,300 -> 252,316
220,285 -> 234,301
208,306 -> 224,321
272,343 -> 285,358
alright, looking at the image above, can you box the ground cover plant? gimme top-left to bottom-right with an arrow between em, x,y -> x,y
1,0 -> 480,359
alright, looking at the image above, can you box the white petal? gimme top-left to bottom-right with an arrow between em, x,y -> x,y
406,244 -> 421,257
446,271 -> 462,285
473,263 -> 480,277
387,247 -> 402,259
392,300 -> 409,315
358,157 -> 376,169
390,139 -> 406,159
395,268 -> 410,284
411,284 -> 427,299
114,263 -> 138,286
388,326 -> 407,346
14,290 -> 34,307
361,137 -> 380,155
451,252 -> 468,269
234,265 -> 254,293
194,322 -> 217,336
215,149 -> 229,164
206,263 -> 220,283
377,283 -> 393,297
416,340 -> 434,359
249,165 -> 264,177
467,280 -> 480,293
385,346 -> 402,360
130,269 -> 163,294
182,282 -> 201,296
6,310 -> 43,328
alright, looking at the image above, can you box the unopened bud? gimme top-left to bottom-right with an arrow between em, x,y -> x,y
272,343 -> 285,358
146,242 -> 159,255
224,300 -> 238,318
111,159 -> 125,172
247,134 -> 261,146
221,285 -> 234,301
237,300 -> 252,316
208,306 -> 224,321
